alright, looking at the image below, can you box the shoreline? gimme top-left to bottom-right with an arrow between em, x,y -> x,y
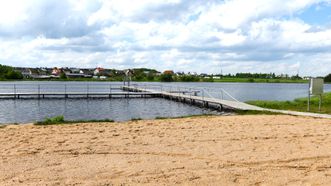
0,79 -> 315,84
1,115 -> 331,185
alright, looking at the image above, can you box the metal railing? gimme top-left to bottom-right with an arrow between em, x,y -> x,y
130,84 -> 240,102
0,83 -> 240,102
0,83 -> 124,94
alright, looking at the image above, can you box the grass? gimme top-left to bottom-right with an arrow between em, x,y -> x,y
34,115 -> 114,125
246,92 -> 331,114
234,110 -> 285,115
213,78 -> 308,83
155,114 -> 215,120
131,118 -> 143,121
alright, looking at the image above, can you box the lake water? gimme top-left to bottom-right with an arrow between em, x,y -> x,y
0,81 -> 330,124
0,98 -> 215,124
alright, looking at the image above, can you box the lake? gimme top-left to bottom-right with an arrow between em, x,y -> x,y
0,81 -> 330,124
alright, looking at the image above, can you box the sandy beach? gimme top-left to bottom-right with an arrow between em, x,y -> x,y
1,115 -> 331,185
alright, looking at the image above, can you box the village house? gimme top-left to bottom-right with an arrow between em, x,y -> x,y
94,67 -> 104,76
163,70 -> 174,75
51,67 -> 62,76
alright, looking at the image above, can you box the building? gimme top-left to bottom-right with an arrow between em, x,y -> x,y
94,67 -> 105,76
52,67 -> 62,76
163,70 -> 174,75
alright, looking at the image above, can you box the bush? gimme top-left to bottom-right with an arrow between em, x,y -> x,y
160,74 -> 174,82
178,75 -> 200,82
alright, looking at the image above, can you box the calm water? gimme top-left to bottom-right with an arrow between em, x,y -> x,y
0,98 -> 215,124
0,81 -> 330,124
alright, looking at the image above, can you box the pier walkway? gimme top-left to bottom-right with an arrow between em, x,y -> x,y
123,85 -> 331,119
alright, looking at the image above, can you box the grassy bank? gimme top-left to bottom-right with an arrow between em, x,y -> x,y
247,92 -> 331,114
213,78 -> 308,83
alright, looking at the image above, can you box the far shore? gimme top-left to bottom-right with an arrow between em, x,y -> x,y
0,78 -> 315,84
1,115 -> 331,185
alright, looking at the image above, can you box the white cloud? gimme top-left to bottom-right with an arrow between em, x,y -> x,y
1,0 -> 331,76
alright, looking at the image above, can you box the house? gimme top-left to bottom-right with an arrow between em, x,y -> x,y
163,70 -> 174,75
17,68 -> 33,78
38,68 -> 48,76
62,68 -> 72,75
70,68 -> 82,74
52,67 -> 62,76
94,67 -> 104,76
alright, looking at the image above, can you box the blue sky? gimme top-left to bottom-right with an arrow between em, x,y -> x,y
0,0 -> 331,76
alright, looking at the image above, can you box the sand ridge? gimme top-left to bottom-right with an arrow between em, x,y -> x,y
0,115 -> 331,185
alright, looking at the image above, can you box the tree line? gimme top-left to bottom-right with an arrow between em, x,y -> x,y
0,64 -> 23,80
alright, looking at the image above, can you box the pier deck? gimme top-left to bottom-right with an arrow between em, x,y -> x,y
123,86 -> 331,119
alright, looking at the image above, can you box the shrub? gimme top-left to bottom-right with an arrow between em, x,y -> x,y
160,74 -> 174,82
35,115 -> 114,125
37,115 -> 65,125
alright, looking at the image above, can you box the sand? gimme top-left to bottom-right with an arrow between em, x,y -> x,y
1,115 -> 331,185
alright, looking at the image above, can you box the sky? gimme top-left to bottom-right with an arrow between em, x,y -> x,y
0,0 -> 331,76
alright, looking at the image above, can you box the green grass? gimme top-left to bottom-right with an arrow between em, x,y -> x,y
34,115 -> 114,125
247,92 -> 331,114
213,78 -> 308,83
234,110 -> 285,115
155,114 -> 215,120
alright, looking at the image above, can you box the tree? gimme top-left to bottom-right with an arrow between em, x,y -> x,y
60,72 -> 67,79
0,64 -> 23,80
325,74 -> 331,82
147,72 -> 155,81
160,74 -> 174,82
5,71 -> 23,79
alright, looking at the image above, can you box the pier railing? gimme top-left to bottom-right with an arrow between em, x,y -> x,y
0,83 -> 240,101
130,84 -> 240,102
0,83 -> 124,94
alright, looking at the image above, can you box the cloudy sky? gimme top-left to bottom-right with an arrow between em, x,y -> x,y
0,0 -> 331,76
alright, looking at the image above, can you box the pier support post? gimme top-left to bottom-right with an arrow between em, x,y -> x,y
218,104 -> 223,111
